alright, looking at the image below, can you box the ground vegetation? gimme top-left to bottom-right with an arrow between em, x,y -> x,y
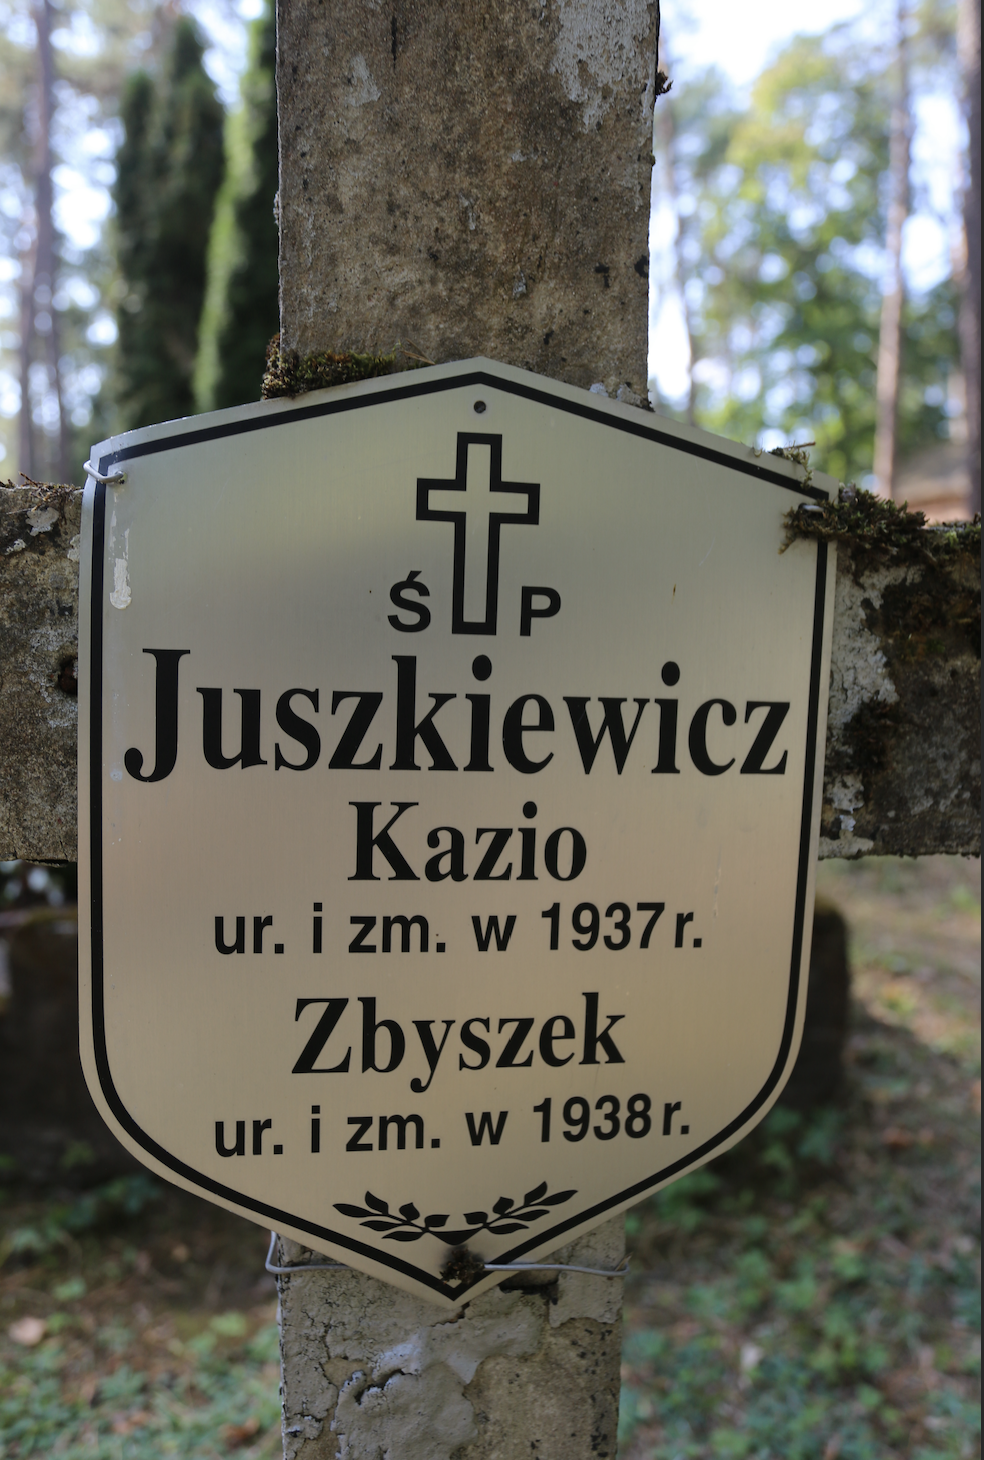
0,856 -> 978,1458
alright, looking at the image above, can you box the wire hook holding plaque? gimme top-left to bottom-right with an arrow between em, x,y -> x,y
265,1231 -> 347,1274
483,1256 -> 630,1279
83,460 -> 127,486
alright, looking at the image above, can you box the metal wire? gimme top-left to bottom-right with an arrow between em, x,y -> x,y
265,1232 -> 629,1279
483,1257 -> 630,1278
83,460 -> 126,486
265,1232 -> 347,1273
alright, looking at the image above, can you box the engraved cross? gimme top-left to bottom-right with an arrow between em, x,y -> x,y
416,433 -> 539,634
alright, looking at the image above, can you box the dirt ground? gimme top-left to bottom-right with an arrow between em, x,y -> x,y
0,855 -> 979,1459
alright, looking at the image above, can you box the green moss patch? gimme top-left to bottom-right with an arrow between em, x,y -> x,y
260,333 -> 434,400
783,484 -> 981,564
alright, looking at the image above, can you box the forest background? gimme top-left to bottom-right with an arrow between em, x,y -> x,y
0,0 -> 980,516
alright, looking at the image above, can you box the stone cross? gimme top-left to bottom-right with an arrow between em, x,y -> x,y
0,2 -> 979,1456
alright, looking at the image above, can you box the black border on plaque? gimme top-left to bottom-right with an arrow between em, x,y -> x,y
86,367 -> 830,1300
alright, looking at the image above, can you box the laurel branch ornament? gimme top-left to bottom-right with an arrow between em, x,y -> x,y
334,1182 -> 577,1245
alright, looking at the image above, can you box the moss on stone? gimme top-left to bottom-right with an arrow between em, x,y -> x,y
768,444 -> 814,493
440,1244 -> 487,1285
2,478 -> 78,518
783,483 -> 981,565
261,333 -> 413,399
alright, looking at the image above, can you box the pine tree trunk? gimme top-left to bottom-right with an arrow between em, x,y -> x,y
958,0 -> 981,515
17,227 -> 35,480
873,4 -> 911,500
19,0 -> 68,484
34,0 -> 69,482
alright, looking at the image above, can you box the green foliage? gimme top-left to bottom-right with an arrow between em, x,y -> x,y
0,1326 -> 281,1458
0,0 -> 213,475
657,22 -> 960,484
0,1175 -> 160,1267
195,0 -> 279,412
646,1106 -> 847,1224
0,1178 -> 280,1456
0,1 -> 34,178
621,856 -> 981,1460
622,1107 -> 978,1454
111,17 -> 224,431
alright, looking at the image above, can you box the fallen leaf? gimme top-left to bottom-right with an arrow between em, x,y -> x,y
879,1233 -> 912,1260
224,1416 -> 261,1448
916,1343 -> 938,1376
111,1410 -> 152,1435
882,1367 -> 929,1413
8,1316 -> 46,1347
78,1376 -> 99,1404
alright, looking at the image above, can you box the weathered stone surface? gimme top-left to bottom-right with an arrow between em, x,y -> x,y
2,482 -> 977,863
276,1218 -> 624,1460
276,0 -> 657,400
820,543 -> 980,859
0,485 -> 80,863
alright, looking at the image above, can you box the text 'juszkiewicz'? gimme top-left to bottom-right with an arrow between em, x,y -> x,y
119,646 -> 790,880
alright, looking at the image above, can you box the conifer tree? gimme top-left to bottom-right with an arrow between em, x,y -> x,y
195,0 -> 279,412
112,18 -> 224,430
651,25 -> 960,486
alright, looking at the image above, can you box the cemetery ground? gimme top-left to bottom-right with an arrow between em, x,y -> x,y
0,857 -> 978,1460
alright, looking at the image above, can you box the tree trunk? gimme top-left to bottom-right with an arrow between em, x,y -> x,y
873,3 -> 911,500
958,0 -> 981,515
35,0 -> 69,482
17,228 -> 35,481
19,0 -> 68,485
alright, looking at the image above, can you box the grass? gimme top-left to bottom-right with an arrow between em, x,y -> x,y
0,856 -> 979,1459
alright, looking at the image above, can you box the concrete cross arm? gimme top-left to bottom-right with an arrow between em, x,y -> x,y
0,483 -> 979,864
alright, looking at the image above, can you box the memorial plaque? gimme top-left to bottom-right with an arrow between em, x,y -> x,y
80,359 -> 836,1305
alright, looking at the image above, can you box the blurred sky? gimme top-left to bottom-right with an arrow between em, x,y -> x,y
665,0 -> 868,85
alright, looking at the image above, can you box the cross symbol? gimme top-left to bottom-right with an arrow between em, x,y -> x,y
416,433 -> 540,634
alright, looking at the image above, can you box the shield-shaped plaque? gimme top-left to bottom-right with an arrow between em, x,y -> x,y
80,359 -> 836,1306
